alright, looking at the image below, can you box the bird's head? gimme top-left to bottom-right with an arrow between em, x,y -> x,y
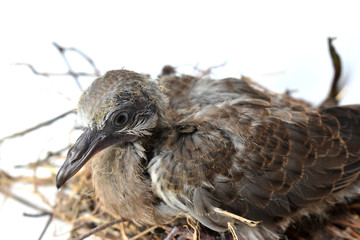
56,70 -> 169,189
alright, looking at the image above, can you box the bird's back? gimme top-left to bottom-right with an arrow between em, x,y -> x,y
151,74 -> 360,239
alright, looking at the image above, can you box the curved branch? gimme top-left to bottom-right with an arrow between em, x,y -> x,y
0,109 -> 76,143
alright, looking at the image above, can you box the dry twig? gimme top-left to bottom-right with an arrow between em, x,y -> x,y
73,219 -> 126,240
0,109 -> 76,143
15,42 -> 101,91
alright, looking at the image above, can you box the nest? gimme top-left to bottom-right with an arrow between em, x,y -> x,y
1,151 -> 360,240
0,163 -> 177,240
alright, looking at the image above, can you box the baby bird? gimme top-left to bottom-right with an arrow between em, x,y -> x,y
56,69 -> 360,239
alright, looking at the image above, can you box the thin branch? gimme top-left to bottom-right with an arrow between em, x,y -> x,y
13,63 -> 50,77
53,42 -> 100,91
193,61 -> 227,78
53,42 -> 101,76
53,42 -> 82,90
14,63 -> 97,78
0,109 -> 76,143
0,188 -> 51,214
15,42 -> 101,91
15,145 -> 71,169
23,212 -> 52,218
23,212 -> 54,240
128,225 -> 159,240
38,213 -> 54,240
164,226 -> 192,240
328,37 -> 342,100
320,37 -> 346,108
73,219 -> 126,240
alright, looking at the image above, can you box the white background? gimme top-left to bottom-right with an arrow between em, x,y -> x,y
1,1 -> 360,239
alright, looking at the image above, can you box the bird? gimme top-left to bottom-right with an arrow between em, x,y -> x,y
56,67 -> 360,240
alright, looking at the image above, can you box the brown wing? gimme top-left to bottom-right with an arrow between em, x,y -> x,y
158,74 -> 198,109
159,74 -> 289,110
150,77 -> 360,233
243,105 -> 360,226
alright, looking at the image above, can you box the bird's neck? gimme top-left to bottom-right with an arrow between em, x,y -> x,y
91,143 -> 160,224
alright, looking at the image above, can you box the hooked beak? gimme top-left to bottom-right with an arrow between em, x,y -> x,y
56,128 -> 137,189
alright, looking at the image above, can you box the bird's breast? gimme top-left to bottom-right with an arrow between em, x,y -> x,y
91,144 -> 172,224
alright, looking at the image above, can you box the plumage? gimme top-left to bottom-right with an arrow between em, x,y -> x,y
56,68 -> 360,239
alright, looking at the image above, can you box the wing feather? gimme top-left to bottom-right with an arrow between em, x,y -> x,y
150,76 -> 360,232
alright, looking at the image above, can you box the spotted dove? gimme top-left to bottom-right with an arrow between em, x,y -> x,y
56,68 -> 360,239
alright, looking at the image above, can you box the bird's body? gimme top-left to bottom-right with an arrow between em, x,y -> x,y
57,69 -> 360,239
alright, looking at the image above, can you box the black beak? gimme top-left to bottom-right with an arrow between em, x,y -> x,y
56,128 -> 137,189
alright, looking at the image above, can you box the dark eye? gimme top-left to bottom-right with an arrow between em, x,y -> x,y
112,111 -> 130,127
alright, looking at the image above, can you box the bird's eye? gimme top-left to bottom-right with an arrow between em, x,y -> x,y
112,111 -> 130,128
